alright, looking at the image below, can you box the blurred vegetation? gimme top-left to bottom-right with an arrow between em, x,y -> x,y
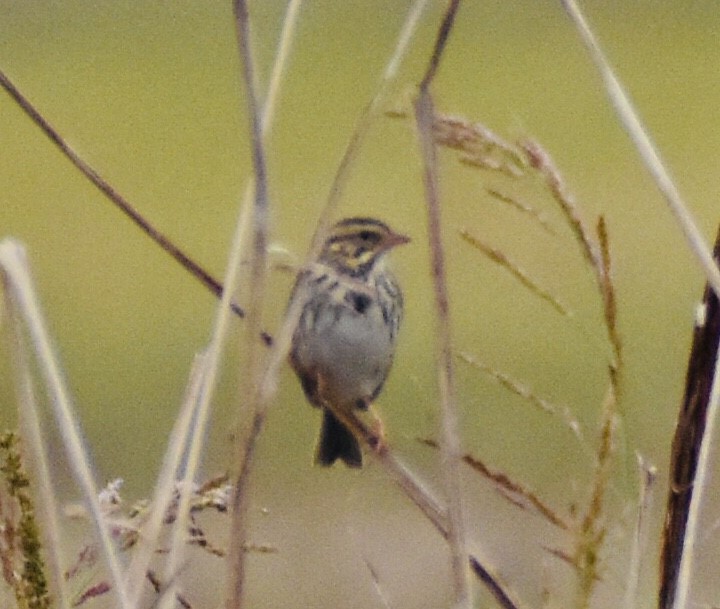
1,2 -> 719,608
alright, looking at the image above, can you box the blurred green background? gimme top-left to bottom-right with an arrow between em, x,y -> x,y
1,1 -> 719,607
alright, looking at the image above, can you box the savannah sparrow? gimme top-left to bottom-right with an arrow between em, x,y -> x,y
289,217 -> 409,467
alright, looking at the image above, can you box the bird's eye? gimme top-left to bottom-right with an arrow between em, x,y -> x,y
359,230 -> 373,241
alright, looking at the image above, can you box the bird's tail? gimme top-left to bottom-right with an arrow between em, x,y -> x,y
315,409 -> 362,468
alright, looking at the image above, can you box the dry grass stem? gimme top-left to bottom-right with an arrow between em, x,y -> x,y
331,408 -> 524,609
427,105 -> 623,606
574,384 -> 617,609
221,2 -> 432,606
459,229 -> 571,318
362,557 -> 393,609
432,114 -> 526,176
521,139 -> 601,272
4,278 -> 69,609
420,438 -> 571,531
0,240 -> 131,609
306,0 -> 430,257
457,352 -> 583,442
414,2 -> 471,605
226,0 -> 272,607
623,454 -> 656,609
485,188 -> 556,235
137,354 -> 209,609
260,0 -> 303,134
596,216 -> 622,372
559,0 -> 720,300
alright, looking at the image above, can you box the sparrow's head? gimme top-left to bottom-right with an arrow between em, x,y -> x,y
320,217 -> 410,275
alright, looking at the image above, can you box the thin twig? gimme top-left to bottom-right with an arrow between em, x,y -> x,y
418,0 -> 461,91
0,69 -> 256,330
469,557 -> 522,609
559,0 -> 720,301
415,1 -> 470,606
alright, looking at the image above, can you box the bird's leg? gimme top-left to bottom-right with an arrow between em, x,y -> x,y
314,377 -> 384,455
367,410 -> 387,456
353,397 -> 388,456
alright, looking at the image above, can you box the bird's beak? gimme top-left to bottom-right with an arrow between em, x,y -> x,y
385,230 -> 411,250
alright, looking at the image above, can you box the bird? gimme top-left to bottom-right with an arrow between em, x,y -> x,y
288,217 -> 409,467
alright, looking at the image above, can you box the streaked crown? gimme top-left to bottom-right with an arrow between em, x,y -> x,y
320,217 -> 410,275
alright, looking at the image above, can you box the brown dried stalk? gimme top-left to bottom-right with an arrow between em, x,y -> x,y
225,0 -> 271,607
659,224 -> 720,609
415,1 -> 470,605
